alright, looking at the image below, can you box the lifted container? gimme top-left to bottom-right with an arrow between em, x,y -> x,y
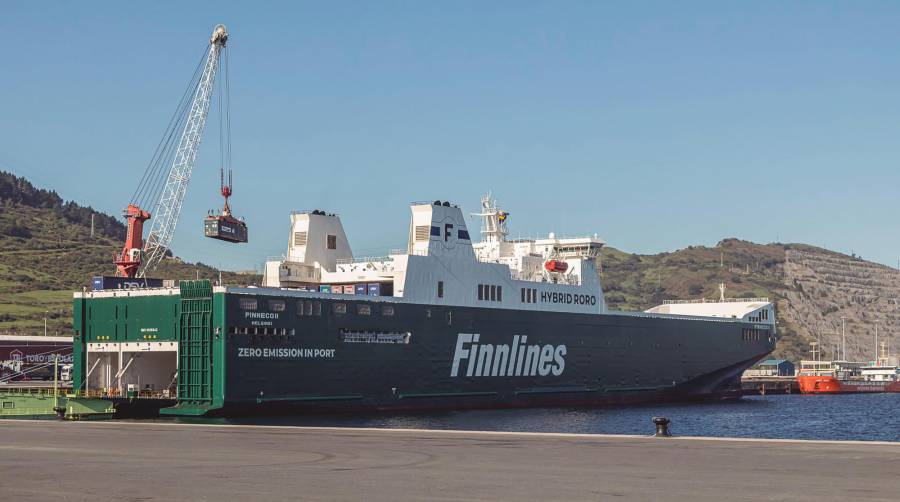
204,215 -> 248,243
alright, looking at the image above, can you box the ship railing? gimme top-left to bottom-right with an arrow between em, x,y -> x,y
290,210 -> 339,216
68,389 -> 173,399
336,256 -> 393,265
0,387 -> 62,398
510,272 -> 582,286
68,390 -> 115,398
388,248 -> 428,257
662,297 -> 770,305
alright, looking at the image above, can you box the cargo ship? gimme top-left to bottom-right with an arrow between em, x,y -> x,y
71,195 -> 776,416
797,342 -> 900,394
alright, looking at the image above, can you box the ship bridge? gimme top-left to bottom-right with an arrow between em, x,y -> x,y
261,196 -> 608,315
471,194 -> 604,287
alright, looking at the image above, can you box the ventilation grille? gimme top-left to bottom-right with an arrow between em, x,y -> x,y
415,225 -> 430,241
293,231 -> 308,246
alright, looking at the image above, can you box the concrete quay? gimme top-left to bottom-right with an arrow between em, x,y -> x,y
0,420 -> 898,501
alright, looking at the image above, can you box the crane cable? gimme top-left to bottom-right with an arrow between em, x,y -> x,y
137,47 -> 206,211
217,45 -> 232,183
129,45 -> 210,211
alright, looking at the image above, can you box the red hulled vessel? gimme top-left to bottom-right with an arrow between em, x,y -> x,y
797,342 -> 900,394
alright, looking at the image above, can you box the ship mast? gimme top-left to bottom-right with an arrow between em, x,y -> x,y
472,192 -> 509,243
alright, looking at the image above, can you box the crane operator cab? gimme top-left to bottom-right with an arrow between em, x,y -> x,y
205,168 -> 248,243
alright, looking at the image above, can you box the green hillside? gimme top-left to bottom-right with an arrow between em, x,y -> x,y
0,171 -> 259,336
600,239 -> 809,361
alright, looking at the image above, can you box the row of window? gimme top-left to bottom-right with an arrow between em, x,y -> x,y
228,322 -> 410,337
291,232 -> 336,249
332,303 -> 394,316
477,284 -> 502,302
416,225 -> 471,241
297,300 -> 323,317
742,328 -> 767,341
238,298 -> 394,317
747,310 -> 770,323
228,326 -> 295,336
521,287 -> 538,304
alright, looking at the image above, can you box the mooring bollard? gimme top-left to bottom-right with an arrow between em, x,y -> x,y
652,416 -> 671,437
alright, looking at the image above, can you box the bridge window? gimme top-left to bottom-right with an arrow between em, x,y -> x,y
268,299 -> 285,311
519,288 -> 537,303
438,281 -> 444,299
327,234 -> 337,249
742,328 -> 765,341
458,229 -> 470,240
479,284 -> 503,302
332,303 -> 347,314
382,305 -> 394,316
357,304 -> 371,315
239,298 -> 257,310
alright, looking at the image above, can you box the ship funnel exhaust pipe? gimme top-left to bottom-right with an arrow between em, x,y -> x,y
652,416 -> 672,437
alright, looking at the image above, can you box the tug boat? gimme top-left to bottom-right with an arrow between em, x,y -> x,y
798,342 -> 900,394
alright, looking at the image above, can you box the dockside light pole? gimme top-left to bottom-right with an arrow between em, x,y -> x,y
841,316 -> 846,361
875,322 -> 879,363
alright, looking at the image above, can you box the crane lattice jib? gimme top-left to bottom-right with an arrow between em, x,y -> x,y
140,25 -> 228,277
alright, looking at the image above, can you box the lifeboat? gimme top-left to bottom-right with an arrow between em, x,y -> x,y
544,260 -> 568,273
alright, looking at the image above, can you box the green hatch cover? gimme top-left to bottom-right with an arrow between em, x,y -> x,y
177,280 -> 214,404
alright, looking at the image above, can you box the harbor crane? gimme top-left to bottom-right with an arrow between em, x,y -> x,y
114,24 -> 243,278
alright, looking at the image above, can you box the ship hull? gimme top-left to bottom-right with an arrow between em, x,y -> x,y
797,375 -> 900,394
215,293 -> 773,416
73,285 -> 776,417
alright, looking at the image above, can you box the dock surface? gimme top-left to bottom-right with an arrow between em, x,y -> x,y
1,420 -> 898,501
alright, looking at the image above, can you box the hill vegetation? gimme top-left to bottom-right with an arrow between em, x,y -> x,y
599,238 -> 900,363
600,239 -> 808,361
0,171 -> 259,336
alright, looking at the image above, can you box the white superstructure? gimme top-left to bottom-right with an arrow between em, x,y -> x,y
644,298 -> 774,324
264,196 -> 605,314
261,194 -> 774,326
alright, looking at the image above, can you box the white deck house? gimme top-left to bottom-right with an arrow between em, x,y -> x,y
262,194 -> 775,326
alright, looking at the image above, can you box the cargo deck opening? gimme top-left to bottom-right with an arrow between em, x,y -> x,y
85,342 -> 178,398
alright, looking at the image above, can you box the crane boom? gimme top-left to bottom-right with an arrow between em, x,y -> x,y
139,25 -> 228,276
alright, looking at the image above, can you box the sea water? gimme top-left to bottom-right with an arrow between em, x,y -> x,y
176,393 -> 900,442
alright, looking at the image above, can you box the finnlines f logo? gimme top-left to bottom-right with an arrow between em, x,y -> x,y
450,334 -> 566,378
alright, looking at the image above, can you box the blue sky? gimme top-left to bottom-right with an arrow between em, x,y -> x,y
2,1 -> 900,270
